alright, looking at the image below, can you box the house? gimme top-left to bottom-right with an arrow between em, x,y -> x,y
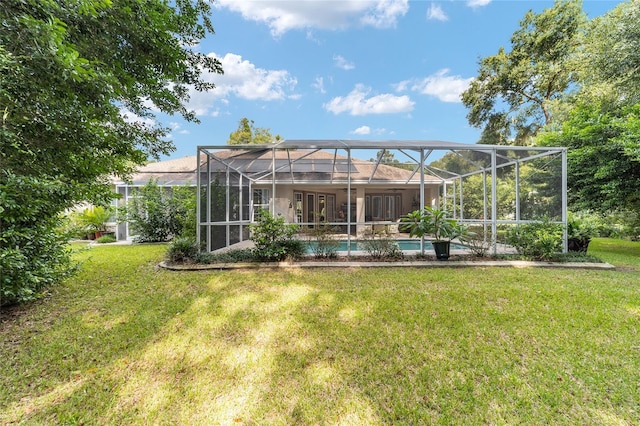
198,146 -> 444,251
114,139 -> 569,254
112,147 -> 442,243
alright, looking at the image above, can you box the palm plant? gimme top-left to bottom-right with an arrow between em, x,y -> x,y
401,206 -> 468,260
401,206 -> 466,241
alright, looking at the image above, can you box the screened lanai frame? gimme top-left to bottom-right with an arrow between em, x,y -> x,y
196,140 -> 568,255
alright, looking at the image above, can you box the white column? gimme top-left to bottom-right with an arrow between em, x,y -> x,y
356,186 -> 365,236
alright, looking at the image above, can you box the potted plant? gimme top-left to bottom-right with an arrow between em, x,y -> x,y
567,212 -> 596,252
401,206 -> 467,260
78,206 -> 113,239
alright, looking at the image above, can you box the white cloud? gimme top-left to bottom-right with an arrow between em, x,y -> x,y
312,76 -> 326,94
398,69 -> 472,103
185,52 -> 298,116
324,84 -> 415,116
351,126 -> 388,135
215,0 -> 408,36
334,55 -> 355,71
427,3 -> 448,22
360,0 -> 409,28
467,0 -> 491,8
352,125 -> 371,135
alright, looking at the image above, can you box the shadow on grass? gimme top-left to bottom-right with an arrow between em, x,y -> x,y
2,244 -> 640,424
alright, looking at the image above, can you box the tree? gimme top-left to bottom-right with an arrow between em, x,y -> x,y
227,118 -> 281,144
124,180 -> 195,243
551,0 -> 640,122
0,0 -> 223,305
461,0 -> 587,145
578,0 -> 640,105
537,103 -> 640,214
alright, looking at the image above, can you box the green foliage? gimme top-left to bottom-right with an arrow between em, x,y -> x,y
506,220 -> 563,260
308,223 -> 340,259
209,249 -> 255,264
95,234 -> 116,244
462,0 -> 586,144
429,150 -> 489,176
59,211 -> 93,239
401,207 -> 467,242
591,210 -> 640,240
227,117 -> 281,145
124,180 -> 196,243
538,103 -> 640,213
0,172 -> 76,306
578,0 -> 640,104
249,209 -> 301,262
462,227 -> 491,257
167,236 -> 199,263
172,185 -> 198,240
359,228 -> 404,260
0,0 -> 222,303
78,206 -> 112,233
567,211 -> 598,240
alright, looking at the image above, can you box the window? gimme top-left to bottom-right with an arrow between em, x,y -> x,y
326,194 -> 335,222
253,188 -> 270,208
372,195 -> 382,220
252,189 -> 270,221
384,195 -> 394,220
294,192 -> 303,223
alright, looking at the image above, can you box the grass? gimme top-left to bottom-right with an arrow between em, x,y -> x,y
1,239 -> 639,424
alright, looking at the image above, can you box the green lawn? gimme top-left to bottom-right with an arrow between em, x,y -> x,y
1,239 -> 639,424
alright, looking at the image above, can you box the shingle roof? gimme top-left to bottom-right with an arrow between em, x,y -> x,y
204,149 -> 442,184
114,149 -> 442,186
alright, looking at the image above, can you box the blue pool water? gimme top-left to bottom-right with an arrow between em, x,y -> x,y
305,239 -> 467,253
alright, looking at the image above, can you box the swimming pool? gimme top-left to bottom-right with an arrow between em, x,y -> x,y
304,239 -> 467,253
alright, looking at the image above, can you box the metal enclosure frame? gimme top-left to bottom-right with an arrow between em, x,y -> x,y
196,140 -> 568,255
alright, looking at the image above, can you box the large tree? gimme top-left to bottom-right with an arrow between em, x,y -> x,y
0,0 -> 223,305
578,0 -> 640,105
535,1 -> 640,215
538,103 -> 640,214
461,0 -> 587,145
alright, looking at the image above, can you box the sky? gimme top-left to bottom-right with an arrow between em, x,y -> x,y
149,0 -> 625,161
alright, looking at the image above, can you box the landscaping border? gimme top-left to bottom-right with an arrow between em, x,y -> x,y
159,260 -> 615,271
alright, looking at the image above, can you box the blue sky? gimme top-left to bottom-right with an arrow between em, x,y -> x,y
150,0 -> 624,161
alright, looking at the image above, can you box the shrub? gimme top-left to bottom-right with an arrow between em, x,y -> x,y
599,210 -> 640,239
210,248 -> 255,263
249,209 -> 300,262
506,220 -> 563,260
167,237 -> 199,263
309,223 -> 339,259
1,173 -> 77,306
96,235 -> 117,244
123,180 -> 196,243
172,185 -> 197,240
462,227 -> 491,257
360,228 -> 404,260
